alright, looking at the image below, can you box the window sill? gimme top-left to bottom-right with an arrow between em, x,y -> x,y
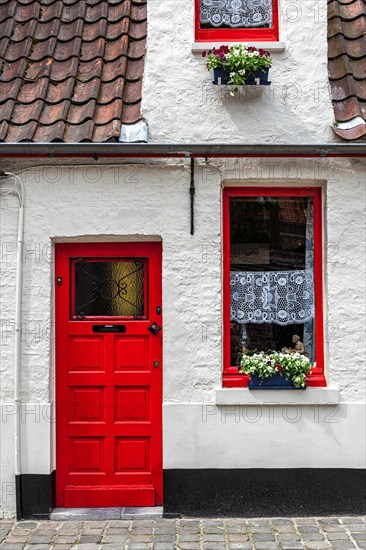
216,386 -> 340,406
192,41 -> 286,53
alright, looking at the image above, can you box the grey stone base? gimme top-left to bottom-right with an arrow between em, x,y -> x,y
50,506 -> 163,521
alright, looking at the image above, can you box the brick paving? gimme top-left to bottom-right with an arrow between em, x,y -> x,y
0,517 -> 365,550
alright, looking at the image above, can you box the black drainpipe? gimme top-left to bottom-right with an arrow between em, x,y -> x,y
190,158 -> 195,235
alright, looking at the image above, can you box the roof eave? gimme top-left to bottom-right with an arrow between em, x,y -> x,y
0,142 -> 365,159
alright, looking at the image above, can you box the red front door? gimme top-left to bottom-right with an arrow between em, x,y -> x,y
55,242 -> 163,507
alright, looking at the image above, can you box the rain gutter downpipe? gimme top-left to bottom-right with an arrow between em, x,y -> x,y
0,171 -> 24,519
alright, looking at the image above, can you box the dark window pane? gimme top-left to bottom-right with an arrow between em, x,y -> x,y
73,259 -> 145,318
229,196 -> 315,365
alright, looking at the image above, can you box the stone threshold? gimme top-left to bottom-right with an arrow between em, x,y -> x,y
51,506 -> 163,521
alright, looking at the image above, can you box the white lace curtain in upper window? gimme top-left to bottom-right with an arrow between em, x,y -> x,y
200,0 -> 273,28
230,270 -> 315,326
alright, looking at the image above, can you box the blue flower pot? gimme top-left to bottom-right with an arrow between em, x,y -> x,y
248,373 -> 306,390
213,67 -> 230,84
245,68 -> 270,85
213,67 -> 270,86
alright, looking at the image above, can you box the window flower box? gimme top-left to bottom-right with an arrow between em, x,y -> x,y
240,351 -> 315,390
248,374 -> 306,390
203,44 -> 272,92
213,66 -> 270,86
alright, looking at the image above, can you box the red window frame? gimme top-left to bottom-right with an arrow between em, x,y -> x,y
195,0 -> 279,42
223,187 -> 326,388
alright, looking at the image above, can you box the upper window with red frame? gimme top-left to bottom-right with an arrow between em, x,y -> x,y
196,0 -> 279,42
223,188 -> 325,388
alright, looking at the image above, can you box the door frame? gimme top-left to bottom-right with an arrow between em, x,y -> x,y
54,241 -> 163,507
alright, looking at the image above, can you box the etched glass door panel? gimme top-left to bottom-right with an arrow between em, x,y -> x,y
73,259 -> 145,318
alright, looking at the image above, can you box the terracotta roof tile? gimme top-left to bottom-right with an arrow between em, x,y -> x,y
123,79 -> 142,103
0,59 -> 27,81
33,19 -> 60,41
3,37 -> 33,62
14,2 -> 40,22
0,120 -> 8,140
18,78 -> 49,103
328,13 -> 366,39
54,37 -> 82,60
0,0 -> 146,142
25,57 -> 53,80
45,78 -> 75,103
0,99 -> 15,122
328,0 -> 366,140
108,1 -> 132,22
82,19 -> 107,41
80,37 -> 105,61
11,99 -> 43,124
333,123 -> 366,139
6,120 -> 38,141
328,55 -> 366,80
67,99 -> 96,124
0,78 -> 23,99
99,78 -> 125,103
121,101 -> 142,124
38,99 -> 70,125
77,58 -> 104,81
8,20 -> 37,42
125,57 -> 144,81
0,4 -> 16,24
92,118 -> 120,141
33,120 -> 65,141
94,98 -> 122,124
62,2 -> 87,23
72,77 -> 100,103
330,75 -> 366,101
101,57 -> 127,81
63,119 -> 94,141
127,38 -> 146,59
332,95 -> 365,121
104,34 -> 129,62
50,57 -> 79,80
328,34 -> 366,59
38,2 -> 63,22
29,37 -> 58,61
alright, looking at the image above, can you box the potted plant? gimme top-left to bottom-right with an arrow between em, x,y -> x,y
202,44 -> 272,91
239,351 -> 315,390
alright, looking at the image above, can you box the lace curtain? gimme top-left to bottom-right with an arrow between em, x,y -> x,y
230,270 -> 315,326
200,0 -> 272,28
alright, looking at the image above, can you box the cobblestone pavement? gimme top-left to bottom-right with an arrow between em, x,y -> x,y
0,517 -> 365,550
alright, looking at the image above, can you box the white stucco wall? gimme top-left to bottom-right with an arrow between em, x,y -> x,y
0,159 -> 365,517
143,0 -> 335,143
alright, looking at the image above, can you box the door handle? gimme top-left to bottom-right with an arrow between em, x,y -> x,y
147,322 -> 161,335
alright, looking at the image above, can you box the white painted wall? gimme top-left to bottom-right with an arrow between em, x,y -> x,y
143,0 -> 335,143
0,159 -> 365,517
